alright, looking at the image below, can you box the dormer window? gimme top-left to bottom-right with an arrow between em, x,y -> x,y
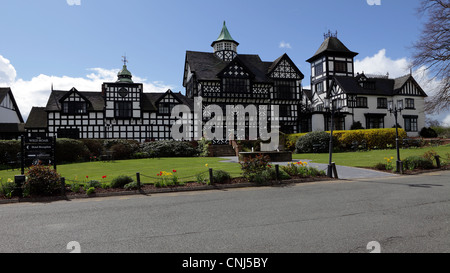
360,81 -> 375,90
62,102 -> 87,115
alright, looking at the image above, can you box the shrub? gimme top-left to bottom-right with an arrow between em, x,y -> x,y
263,167 -> 291,180
212,170 -> 231,184
0,140 -> 21,166
285,133 -> 307,151
420,127 -> 438,138
85,180 -> 102,189
239,154 -> 271,178
103,139 -> 139,160
0,179 -> 15,198
80,139 -> 104,157
403,156 -> 434,170
110,175 -> 133,188
295,131 -> 332,153
350,121 -> 365,130
86,187 -> 96,196
335,128 -> 407,151
141,140 -> 198,158
197,138 -> 211,157
124,181 -> 139,190
56,138 -> 90,164
24,165 -> 62,196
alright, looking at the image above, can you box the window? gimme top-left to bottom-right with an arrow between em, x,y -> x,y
334,61 -> 347,73
314,63 -> 323,76
405,98 -> 415,109
274,80 -> 295,99
356,97 -> 368,108
115,102 -> 132,118
365,114 -> 385,129
159,103 -> 177,115
404,116 -> 418,132
325,116 -> 345,131
315,82 -> 324,93
377,98 -> 388,109
361,81 -> 376,90
62,102 -> 87,115
223,78 -> 250,94
57,128 -> 80,139
279,105 -> 291,117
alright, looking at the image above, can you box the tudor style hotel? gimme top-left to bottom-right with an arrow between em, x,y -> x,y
21,23 -> 427,141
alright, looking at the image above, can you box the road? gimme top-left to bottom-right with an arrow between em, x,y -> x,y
0,171 -> 449,253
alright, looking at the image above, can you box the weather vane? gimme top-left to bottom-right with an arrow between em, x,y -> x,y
122,55 -> 128,66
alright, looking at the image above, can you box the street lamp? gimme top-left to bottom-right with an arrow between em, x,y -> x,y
388,99 -> 404,173
324,97 -> 343,178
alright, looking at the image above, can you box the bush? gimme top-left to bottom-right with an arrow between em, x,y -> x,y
0,179 -> 15,198
124,181 -> 139,190
85,180 -> 102,189
56,138 -> 90,164
295,131 -> 332,153
403,156 -> 434,170
24,165 -> 62,196
350,121 -> 365,130
86,187 -> 96,196
212,170 -> 231,184
285,133 -> 307,151
334,128 -> 407,151
420,127 -> 438,138
0,140 -> 21,166
104,139 -> 140,160
110,175 -> 133,188
141,140 -> 198,158
239,154 -> 271,179
80,139 -> 105,157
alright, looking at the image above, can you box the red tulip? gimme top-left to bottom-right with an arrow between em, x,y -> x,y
173,170 -> 177,173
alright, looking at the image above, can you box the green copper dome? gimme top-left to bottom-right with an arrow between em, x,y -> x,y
117,64 -> 133,83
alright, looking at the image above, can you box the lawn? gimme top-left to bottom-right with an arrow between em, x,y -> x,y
1,144 -> 449,186
0,157 -> 242,185
293,144 -> 450,168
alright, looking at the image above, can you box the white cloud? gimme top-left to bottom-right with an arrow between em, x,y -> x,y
0,55 -> 173,121
443,115 -> 450,127
279,41 -> 292,49
67,0 -> 81,6
354,49 -> 411,78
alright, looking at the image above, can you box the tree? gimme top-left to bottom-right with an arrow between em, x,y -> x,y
412,0 -> 450,113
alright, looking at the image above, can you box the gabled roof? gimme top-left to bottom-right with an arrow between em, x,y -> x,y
0,87 -> 24,123
46,90 -> 104,111
184,51 -> 303,84
307,37 -> 358,63
25,107 -> 47,129
330,74 -> 428,97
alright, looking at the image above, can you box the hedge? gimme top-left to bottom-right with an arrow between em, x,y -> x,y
286,128 -> 408,153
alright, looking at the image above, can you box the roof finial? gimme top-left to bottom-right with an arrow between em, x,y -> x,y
324,30 -> 338,40
122,55 -> 128,66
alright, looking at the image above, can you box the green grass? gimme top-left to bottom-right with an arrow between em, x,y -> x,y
293,144 -> 450,168
0,157 -> 242,185
1,144 -> 449,186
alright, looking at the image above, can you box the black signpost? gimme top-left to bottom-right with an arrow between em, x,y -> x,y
20,136 -> 56,175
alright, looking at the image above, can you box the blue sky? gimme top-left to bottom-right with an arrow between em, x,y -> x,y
1,0 -> 448,124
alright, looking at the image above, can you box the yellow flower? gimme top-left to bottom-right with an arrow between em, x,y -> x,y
7,178 -> 13,183
205,164 -> 209,168
391,157 -> 394,160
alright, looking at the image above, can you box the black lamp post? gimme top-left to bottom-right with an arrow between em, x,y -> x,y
388,99 -> 404,173
324,97 -> 343,178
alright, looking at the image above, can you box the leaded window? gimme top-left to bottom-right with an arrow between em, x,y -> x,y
115,102 -> 132,118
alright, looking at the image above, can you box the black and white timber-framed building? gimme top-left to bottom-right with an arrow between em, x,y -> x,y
23,25 -> 428,141
183,21 -> 305,136
25,63 -> 194,141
